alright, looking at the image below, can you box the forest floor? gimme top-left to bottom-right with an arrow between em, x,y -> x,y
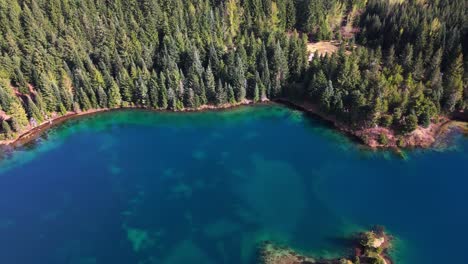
307,41 -> 339,59
307,41 -> 354,61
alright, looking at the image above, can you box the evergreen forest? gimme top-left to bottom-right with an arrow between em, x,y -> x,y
0,0 -> 466,139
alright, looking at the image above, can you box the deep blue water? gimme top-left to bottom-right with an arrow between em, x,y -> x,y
0,106 -> 467,264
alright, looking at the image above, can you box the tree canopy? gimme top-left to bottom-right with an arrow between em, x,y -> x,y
0,0 -> 466,139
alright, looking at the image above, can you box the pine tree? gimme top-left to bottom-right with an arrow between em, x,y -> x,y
1,120 -> 14,139
97,86 -> 108,108
288,34 -> 301,79
226,0 -> 242,41
215,79 -> 227,106
167,88 -> 176,110
401,43 -> 414,74
385,45 -> 395,69
413,52 -> 424,81
8,101 -> 29,132
309,70 -> 328,98
320,80 -> 334,112
228,84 -> 236,104
443,47 -> 464,112
26,96 -> 43,123
118,70 -> 133,105
34,93 -> 46,115
136,78 -> 149,106
253,83 -> 260,103
59,103 -> 67,116
258,44 -> 271,97
0,0 -> 464,137
427,49 -> 443,104
37,74 -> 58,113
108,80 -> 122,108
285,0 -> 296,30
233,56 -> 247,102
148,72 -> 160,108
271,42 -> 288,97
59,70 -> 74,110
77,87 -> 93,111
204,65 -> 216,104
183,87 -> 195,108
159,72 -> 168,109
0,82 -> 11,110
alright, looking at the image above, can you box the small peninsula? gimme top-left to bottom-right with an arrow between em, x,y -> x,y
278,98 -> 468,149
260,229 -> 393,264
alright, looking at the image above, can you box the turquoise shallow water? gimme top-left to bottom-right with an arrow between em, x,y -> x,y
0,105 -> 467,264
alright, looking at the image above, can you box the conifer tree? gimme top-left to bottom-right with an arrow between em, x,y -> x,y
118,70 -> 133,105
0,0 -> 465,138
159,73 -> 168,109
204,65 -> 216,104
97,86 -> 108,108
148,72 -> 160,108
215,79 -> 227,106
228,84 -> 236,104
233,56 -> 247,102
108,81 -> 122,108
253,83 -> 260,103
8,101 -> 29,131
443,48 -> 464,112
1,120 -> 14,139
26,96 -> 43,123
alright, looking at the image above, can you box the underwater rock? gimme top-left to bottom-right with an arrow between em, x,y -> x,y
259,228 -> 393,264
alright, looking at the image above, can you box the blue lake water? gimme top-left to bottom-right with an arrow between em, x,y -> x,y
0,105 -> 467,264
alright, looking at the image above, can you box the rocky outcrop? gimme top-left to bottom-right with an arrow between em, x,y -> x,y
259,229 -> 392,264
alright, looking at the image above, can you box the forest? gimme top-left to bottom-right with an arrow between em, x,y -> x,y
0,0 -> 466,140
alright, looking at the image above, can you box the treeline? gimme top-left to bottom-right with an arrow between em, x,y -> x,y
0,0 -> 466,140
359,0 -> 466,113
306,45 -> 438,133
0,0 -> 310,140
303,0 -> 466,133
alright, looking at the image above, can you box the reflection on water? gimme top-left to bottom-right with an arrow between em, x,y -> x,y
0,106 -> 467,264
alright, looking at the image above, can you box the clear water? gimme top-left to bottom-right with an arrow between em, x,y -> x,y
0,106 -> 466,264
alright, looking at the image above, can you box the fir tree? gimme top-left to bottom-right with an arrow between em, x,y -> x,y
148,72 -> 160,108
108,81 -> 122,108
204,65 -> 216,104
8,101 -> 29,131
443,47 -> 464,112
1,120 -> 14,139
26,96 -> 43,123
97,86 -> 108,108
253,83 -> 260,103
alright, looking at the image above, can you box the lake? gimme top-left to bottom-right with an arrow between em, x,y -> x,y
0,105 -> 467,264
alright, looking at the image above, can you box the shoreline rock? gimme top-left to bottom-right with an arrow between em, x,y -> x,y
275,98 -> 467,150
259,229 -> 393,264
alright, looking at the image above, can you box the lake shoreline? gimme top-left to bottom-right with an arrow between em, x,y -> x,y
0,100 -> 264,148
259,229 -> 393,264
1,98 -> 466,150
275,98 -> 468,150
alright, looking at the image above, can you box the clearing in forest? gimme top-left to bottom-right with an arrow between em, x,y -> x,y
307,41 -> 339,59
307,41 -> 356,60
